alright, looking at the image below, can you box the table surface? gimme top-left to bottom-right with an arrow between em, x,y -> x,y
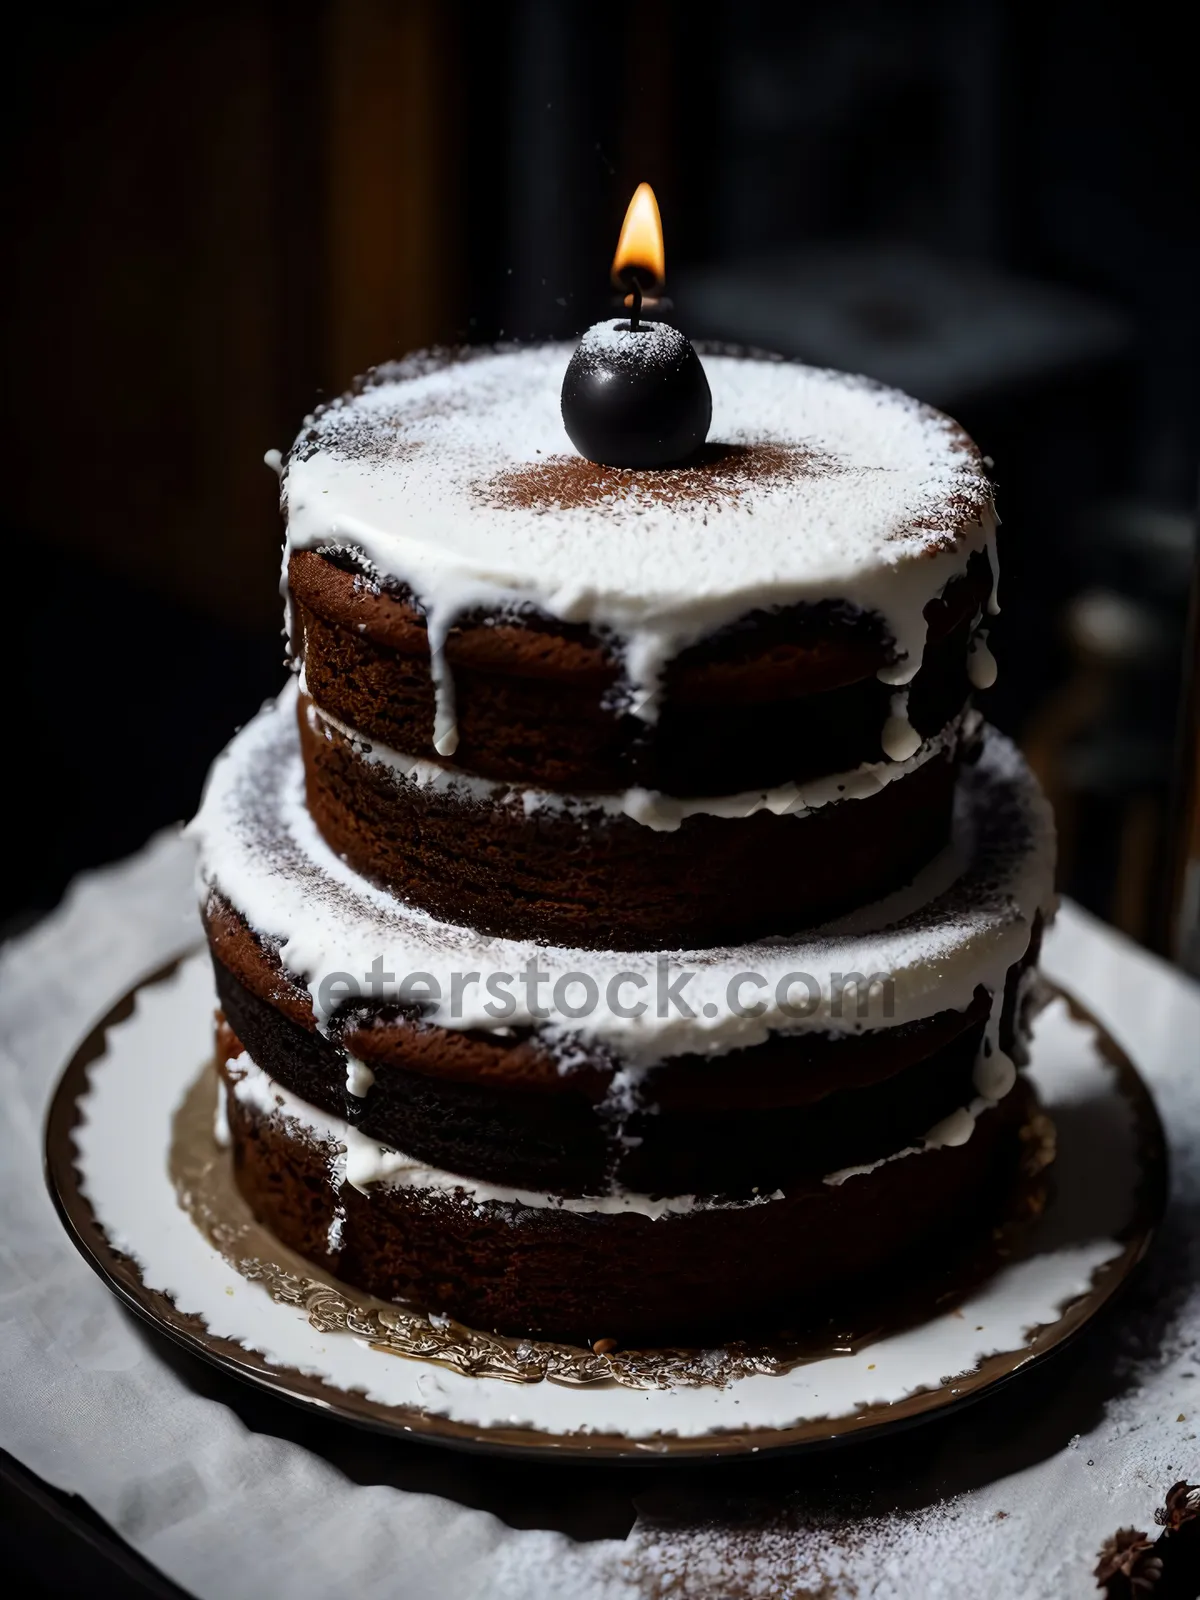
1,829 -> 1197,1600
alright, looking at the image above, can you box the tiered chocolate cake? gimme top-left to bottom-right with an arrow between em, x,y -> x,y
191,345 -> 1055,1348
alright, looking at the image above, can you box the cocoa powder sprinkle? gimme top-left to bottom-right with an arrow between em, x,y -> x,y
479,442 -> 846,514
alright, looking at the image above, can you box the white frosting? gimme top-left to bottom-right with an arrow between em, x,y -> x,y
189,682 -> 1055,1071
881,691 -> 923,762
304,695 -> 963,833
974,1044 -> 1017,1102
344,1055 -> 375,1098
924,1106 -> 977,1149
222,1047 -> 1016,1218
968,629 -> 999,690
281,347 -> 996,749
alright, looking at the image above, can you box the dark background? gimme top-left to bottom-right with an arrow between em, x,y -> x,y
3,0 -> 1197,957
0,8 -> 1197,1594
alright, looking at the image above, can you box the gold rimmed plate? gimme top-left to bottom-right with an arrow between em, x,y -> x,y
45,951 -> 1167,1460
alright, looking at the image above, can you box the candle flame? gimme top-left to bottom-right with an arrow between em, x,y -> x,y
611,182 -> 665,293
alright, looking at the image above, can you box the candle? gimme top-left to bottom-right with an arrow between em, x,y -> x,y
561,183 -> 712,469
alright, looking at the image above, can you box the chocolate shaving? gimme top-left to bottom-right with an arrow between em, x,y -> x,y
1096,1483 -> 1200,1598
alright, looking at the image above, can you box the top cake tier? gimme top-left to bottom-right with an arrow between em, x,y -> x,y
283,344 -> 996,796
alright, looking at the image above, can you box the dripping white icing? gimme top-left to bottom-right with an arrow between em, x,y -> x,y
280,347 -> 996,755
924,1106 -> 977,1148
974,1045 -> 1017,1102
881,690 -> 923,762
985,519 -> 1001,614
968,630 -> 999,690
425,608 -> 460,758
213,1077 -> 231,1149
304,696 -> 964,832
345,1056 -> 375,1098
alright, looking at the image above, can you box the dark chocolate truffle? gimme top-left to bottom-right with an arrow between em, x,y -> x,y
561,318 -> 712,469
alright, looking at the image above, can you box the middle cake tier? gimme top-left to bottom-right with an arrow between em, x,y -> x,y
298,686 -> 969,949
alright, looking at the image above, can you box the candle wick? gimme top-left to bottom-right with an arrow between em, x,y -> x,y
629,277 -> 642,333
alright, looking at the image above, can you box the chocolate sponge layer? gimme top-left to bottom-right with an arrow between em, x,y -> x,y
220,1031 -> 1032,1348
299,693 -> 962,950
289,545 -> 990,794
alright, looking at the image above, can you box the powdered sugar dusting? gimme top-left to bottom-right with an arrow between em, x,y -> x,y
571,315 -> 691,369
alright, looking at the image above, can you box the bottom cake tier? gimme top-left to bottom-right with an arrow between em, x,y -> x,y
216,1020 -> 1035,1348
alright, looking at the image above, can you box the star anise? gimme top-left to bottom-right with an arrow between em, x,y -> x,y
1155,1482 -> 1200,1534
1152,1481 -> 1200,1599
1094,1528 -> 1164,1596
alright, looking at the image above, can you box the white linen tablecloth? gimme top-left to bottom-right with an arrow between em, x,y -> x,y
1,829 -> 1197,1598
